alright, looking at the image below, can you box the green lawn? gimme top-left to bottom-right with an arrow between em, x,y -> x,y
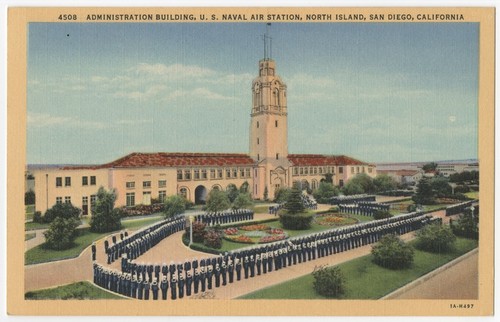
25,232 -> 36,241
25,221 -> 51,231
25,204 -> 35,221
25,216 -> 165,265
240,237 -> 478,299
253,205 -> 272,214
25,281 -> 123,300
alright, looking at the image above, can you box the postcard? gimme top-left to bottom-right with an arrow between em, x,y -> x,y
7,6 -> 494,316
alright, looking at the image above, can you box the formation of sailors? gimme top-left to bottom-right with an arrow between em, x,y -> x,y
104,215 -> 186,264
329,194 -> 376,206
194,209 -> 254,226
93,210 -> 435,300
339,202 -> 390,217
269,194 -> 317,215
445,200 -> 475,216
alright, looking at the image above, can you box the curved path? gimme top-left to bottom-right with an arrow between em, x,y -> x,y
24,205 -> 454,297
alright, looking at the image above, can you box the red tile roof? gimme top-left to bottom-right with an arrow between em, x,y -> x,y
287,154 -> 372,167
62,152 -> 256,170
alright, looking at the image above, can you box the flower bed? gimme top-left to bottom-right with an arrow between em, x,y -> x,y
314,213 -> 358,227
222,225 -> 288,245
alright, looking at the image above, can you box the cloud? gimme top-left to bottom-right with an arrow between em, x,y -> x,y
165,87 -> 232,101
27,112 -> 107,129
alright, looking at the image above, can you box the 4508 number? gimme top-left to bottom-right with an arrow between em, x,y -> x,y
58,14 -> 77,21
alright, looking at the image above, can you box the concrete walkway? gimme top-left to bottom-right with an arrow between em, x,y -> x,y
25,229 -> 46,250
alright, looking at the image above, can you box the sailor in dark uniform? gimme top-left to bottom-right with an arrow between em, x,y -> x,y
91,242 -> 97,261
137,277 -> 144,300
221,261 -> 227,285
170,274 -> 178,300
200,267 -> 207,292
112,234 -> 117,245
130,275 -> 138,299
243,256 -> 250,279
160,276 -> 169,300
235,258 -> 242,281
178,272 -> 185,299
262,253 -> 268,274
186,270 -> 193,297
193,268 -> 200,294
207,265 -> 213,290
214,263 -> 221,287
255,255 -> 261,276
227,259 -> 234,283
151,279 -> 159,300
143,279 -> 150,300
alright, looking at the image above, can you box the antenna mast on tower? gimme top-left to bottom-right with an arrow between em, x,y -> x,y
262,23 -> 272,60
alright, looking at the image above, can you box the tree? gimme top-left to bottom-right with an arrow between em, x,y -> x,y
430,176 -> 452,197
452,207 -> 479,239
373,174 -> 398,193
313,265 -> 346,297
285,185 -> 305,214
205,189 -> 230,212
412,178 -> 436,205
89,187 -> 122,233
274,187 -> 291,203
371,234 -> 414,269
342,173 -> 375,195
43,203 -> 81,223
322,173 -> 334,184
313,182 -> 339,203
422,162 -> 438,172
232,193 -> 253,209
226,184 -> 239,203
25,190 -> 35,205
163,195 -> 186,218
43,217 -> 80,250
415,222 -> 456,253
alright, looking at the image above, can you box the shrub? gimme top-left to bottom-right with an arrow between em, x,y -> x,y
373,210 -> 392,220
312,265 -> 346,297
43,217 -> 80,250
206,189 -> 231,212
163,195 -> 186,218
415,222 -> 456,252
43,203 -> 81,223
33,211 -> 43,223
452,208 -> 479,240
279,212 -> 313,230
313,182 -> 339,204
188,221 -> 207,243
232,193 -> 253,209
371,234 -> 414,270
203,230 -> 222,249
25,190 -> 36,205
285,185 -> 305,214
274,187 -> 291,203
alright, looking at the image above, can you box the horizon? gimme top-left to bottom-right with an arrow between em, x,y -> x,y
27,22 -> 479,164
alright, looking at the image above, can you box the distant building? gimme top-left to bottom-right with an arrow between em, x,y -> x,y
436,163 -> 479,177
28,49 -> 376,214
377,169 -> 423,185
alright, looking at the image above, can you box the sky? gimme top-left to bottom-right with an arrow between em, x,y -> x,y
27,22 -> 479,164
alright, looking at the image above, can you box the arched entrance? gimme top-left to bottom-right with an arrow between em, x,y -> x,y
195,185 -> 208,205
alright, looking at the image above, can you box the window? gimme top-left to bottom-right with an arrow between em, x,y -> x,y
56,197 -> 62,204
257,138 -> 259,145
318,167 -> 323,174
158,180 -> 167,188
293,168 -> 298,175
276,153 -> 279,160
201,169 -> 207,179
351,167 -> 355,174
368,167 -> 373,173
82,196 -> 88,205
159,190 -> 167,202
240,168 -> 245,178
246,168 -> 251,178
217,169 -> 223,179
82,176 -> 88,186
232,168 -> 238,178
300,168 -> 304,175
362,167 -> 365,173
143,181 -> 151,189
126,181 -> 135,189
90,194 -> 97,206
305,167 -> 308,175
126,193 -> 135,207
339,179 -> 344,187
184,170 -> 191,180
275,120 -> 278,127
65,177 -> 71,187
210,169 -> 216,179
257,154 -> 260,161
65,196 -> 71,204
177,170 -> 183,180
339,167 -> 343,174
56,177 -> 62,187
226,169 -> 231,178
257,121 -> 259,128
357,167 -> 360,174
90,176 -> 96,185
194,169 -> 200,180
313,167 -> 317,175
